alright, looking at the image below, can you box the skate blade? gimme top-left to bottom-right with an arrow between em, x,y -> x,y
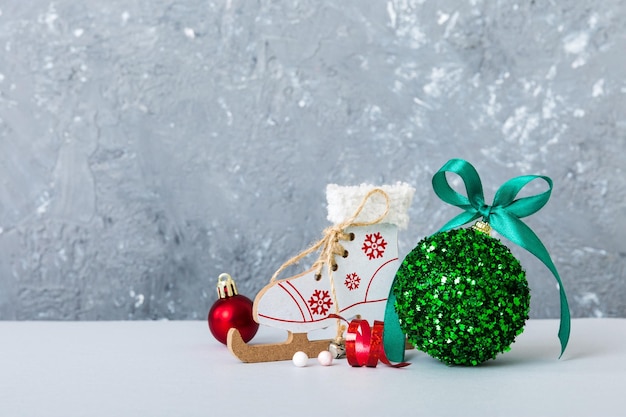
227,328 -> 332,363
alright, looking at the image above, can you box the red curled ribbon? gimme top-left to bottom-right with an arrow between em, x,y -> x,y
330,315 -> 409,368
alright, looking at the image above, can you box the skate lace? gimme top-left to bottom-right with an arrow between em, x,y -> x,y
269,188 -> 390,343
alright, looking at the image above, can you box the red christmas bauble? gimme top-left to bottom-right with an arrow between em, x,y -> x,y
208,273 -> 259,345
208,294 -> 258,345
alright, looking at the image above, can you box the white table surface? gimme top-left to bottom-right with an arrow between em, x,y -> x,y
1,318 -> 624,417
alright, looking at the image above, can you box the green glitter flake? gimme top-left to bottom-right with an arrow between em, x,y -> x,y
393,228 -> 530,366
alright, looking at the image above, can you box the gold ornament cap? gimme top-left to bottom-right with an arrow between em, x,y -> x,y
472,220 -> 492,235
216,273 -> 239,299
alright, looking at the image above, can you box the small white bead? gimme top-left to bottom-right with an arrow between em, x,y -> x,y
317,350 -> 333,366
292,351 -> 309,367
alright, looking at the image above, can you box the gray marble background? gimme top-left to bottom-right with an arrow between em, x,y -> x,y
1,1 -> 624,320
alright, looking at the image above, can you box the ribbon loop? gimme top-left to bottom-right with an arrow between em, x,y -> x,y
493,175 -> 552,218
384,159 -> 570,362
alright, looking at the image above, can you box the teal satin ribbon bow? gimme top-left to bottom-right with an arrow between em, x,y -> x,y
383,158 -> 571,362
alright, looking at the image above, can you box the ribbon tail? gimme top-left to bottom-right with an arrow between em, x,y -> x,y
557,285 -> 571,358
382,287 -> 406,362
490,212 -> 571,356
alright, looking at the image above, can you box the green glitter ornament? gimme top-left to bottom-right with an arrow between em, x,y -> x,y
393,221 -> 530,366
383,159 -> 570,365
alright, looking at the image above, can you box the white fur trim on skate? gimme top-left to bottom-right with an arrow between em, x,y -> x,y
326,182 -> 415,229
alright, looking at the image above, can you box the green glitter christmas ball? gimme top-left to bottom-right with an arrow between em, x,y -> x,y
393,227 -> 530,366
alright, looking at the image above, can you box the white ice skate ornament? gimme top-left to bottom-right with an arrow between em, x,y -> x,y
228,183 -> 415,363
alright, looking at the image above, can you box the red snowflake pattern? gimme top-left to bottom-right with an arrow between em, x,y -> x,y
362,232 -> 387,260
308,289 -> 333,316
344,272 -> 361,291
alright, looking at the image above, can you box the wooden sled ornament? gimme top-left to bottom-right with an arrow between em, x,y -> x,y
227,328 -> 332,363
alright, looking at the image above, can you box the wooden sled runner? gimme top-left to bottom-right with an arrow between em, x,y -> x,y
227,328 -> 332,363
